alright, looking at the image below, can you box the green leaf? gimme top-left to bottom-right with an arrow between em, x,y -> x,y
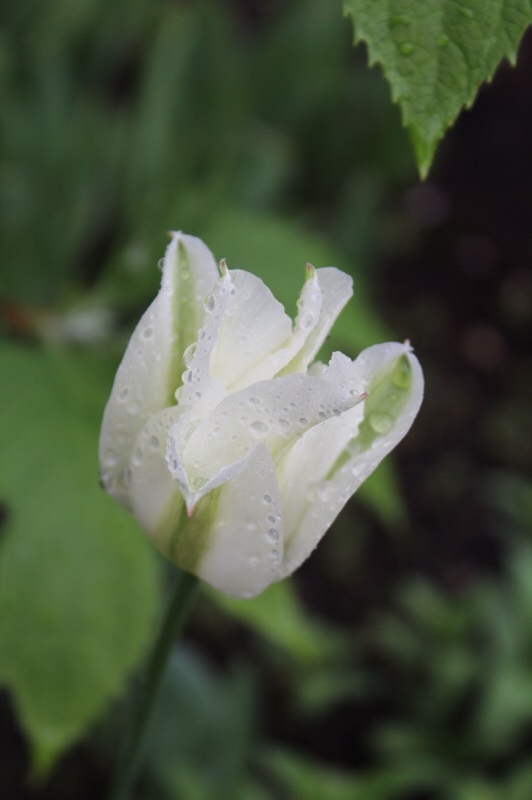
0,344 -> 159,776
344,0 -> 532,177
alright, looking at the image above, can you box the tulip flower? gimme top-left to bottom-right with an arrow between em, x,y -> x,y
100,233 -> 423,598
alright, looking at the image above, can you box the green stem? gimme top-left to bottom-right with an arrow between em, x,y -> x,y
108,569 -> 200,800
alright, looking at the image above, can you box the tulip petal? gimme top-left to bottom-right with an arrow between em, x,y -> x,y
209,269 -> 293,391
99,233 -> 218,508
277,344 -> 424,578
167,371 -> 366,509
128,406 -> 185,535
195,443 -> 283,598
279,267 -> 353,375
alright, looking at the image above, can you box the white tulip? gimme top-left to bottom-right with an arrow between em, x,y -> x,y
100,232 -> 423,598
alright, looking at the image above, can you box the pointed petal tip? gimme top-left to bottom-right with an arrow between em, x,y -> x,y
305,263 -> 316,278
219,258 -> 228,276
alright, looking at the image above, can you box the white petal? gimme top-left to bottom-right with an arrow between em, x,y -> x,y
277,344 -> 424,578
210,269 -> 293,391
195,444 -> 283,598
129,406 -> 184,535
99,233 -> 218,508
278,267 -> 353,375
167,371 -> 365,508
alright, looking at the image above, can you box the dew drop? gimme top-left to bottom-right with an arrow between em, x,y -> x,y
278,418 -> 290,429
104,448 -> 118,467
142,326 -> 154,340
300,312 -> 314,330
183,343 -> 196,367
182,369 -> 193,384
149,436 -> 160,451
400,42 -> 414,55
369,412 -> 394,434
267,514 -> 276,524
198,328 -> 206,341
299,417 -> 308,426
157,258 -> 165,270
118,387 -> 130,402
316,483 -> 332,502
250,420 -> 269,438
266,528 -> 279,543
262,494 -> 272,504
205,295 -> 215,312
249,396 -> 260,405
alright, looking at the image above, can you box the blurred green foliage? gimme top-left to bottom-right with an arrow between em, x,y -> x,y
1,0 -> 531,798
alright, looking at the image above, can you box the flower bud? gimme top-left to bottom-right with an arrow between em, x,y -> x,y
100,233 -> 423,598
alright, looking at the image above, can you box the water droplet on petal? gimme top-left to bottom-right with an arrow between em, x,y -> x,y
149,436 -> 160,451
183,343 -> 196,367
316,483 -> 332,502
278,418 -> 290,429
299,417 -> 308,426
266,528 -> 279,543
205,295 -> 215,312
118,387 -> 129,402
262,494 -> 272,504
142,326 -> 154,340
369,412 -> 394,434
300,312 -> 314,330
250,421 -> 269,438
103,448 -> 118,467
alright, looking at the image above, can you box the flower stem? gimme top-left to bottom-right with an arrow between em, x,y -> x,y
108,569 -> 200,800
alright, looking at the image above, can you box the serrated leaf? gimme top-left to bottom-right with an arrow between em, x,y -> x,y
0,344 -> 159,776
344,0 -> 532,176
